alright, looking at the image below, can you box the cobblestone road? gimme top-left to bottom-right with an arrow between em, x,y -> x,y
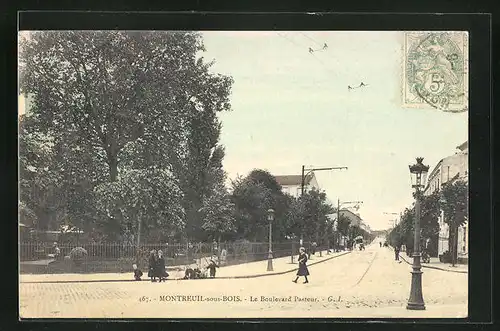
20,242 -> 467,319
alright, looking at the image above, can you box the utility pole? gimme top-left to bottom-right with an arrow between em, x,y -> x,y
300,165 -> 348,245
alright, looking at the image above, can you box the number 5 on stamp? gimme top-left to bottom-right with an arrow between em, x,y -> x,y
402,31 -> 468,112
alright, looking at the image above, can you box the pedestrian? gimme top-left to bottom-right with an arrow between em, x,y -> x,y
148,250 -> 158,282
379,242 -> 382,248
293,247 -> 310,284
395,245 -> 401,262
156,250 -> 168,282
206,257 -> 219,278
133,263 -> 143,281
311,242 -> 317,255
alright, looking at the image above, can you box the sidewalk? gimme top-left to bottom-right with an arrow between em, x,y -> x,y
390,247 -> 468,274
20,250 -> 351,283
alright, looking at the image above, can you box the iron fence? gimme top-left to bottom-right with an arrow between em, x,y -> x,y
19,241 -> 324,274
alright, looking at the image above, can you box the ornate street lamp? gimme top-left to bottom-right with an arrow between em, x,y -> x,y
267,208 -> 275,271
407,157 -> 430,310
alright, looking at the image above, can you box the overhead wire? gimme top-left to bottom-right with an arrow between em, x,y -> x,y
298,31 -> 322,46
276,32 -> 368,91
275,31 -> 337,76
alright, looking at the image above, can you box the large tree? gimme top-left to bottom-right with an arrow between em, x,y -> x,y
231,169 -> 291,242
287,189 -> 335,244
440,180 -> 468,266
19,31 -> 233,239
419,191 -> 441,256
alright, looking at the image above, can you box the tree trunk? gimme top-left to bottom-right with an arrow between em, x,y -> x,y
108,156 -> 118,182
454,225 -> 459,266
450,224 -> 457,267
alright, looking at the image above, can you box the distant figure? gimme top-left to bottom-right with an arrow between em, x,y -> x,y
48,242 -> 61,259
323,43 -> 328,50
308,47 -> 314,54
311,242 -> 317,255
133,264 -> 143,281
293,247 -> 310,284
379,242 -> 382,248
348,85 -> 353,91
206,258 -> 219,278
359,82 -> 368,87
395,245 -> 401,262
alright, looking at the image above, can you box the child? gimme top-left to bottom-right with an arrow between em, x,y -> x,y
133,264 -> 143,281
206,258 -> 219,278
184,267 -> 195,279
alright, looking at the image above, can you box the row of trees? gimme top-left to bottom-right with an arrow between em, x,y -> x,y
19,31 -> 369,246
387,180 -> 468,265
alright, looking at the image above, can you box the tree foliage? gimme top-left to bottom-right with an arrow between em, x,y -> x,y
440,180 -> 468,265
337,214 -> 351,237
94,167 -> 185,241
230,170 -> 289,241
19,31 -> 234,240
441,180 -> 468,228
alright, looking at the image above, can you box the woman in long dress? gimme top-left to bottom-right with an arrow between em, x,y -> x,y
156,250 -> 168,282
148,250 -> 158,282
293,247 -> 310,284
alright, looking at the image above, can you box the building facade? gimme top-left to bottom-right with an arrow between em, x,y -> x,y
424,141 -> 468,261
275,173 -> 320,198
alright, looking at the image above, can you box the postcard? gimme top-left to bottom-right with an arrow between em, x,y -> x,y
18,30 -> 468,319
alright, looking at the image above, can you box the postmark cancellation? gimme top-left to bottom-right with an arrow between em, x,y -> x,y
402,31 -> 468,112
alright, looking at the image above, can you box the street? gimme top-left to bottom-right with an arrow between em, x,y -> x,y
19,241 -> 467,318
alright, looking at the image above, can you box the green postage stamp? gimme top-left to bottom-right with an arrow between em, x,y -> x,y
403,31 -> 468,112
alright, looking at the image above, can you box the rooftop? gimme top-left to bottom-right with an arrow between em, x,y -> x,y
275,173 -> 314,186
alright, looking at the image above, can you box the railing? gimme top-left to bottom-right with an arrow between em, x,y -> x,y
19,241 -> 324,274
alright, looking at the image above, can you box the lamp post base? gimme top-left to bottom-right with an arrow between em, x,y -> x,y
267,251 -> 274,271
406,301 -> 426,310
407,254 -> 426,310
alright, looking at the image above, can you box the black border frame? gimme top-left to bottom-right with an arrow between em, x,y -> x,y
3,8 -> 494,331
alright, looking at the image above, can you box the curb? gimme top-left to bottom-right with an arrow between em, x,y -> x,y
212,250 -> 352,280
20,251 -> 352,284
389,247 -> 468,274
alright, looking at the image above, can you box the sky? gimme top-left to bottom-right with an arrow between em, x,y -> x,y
201,31 -> 468,231
18,31 -> 468,231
